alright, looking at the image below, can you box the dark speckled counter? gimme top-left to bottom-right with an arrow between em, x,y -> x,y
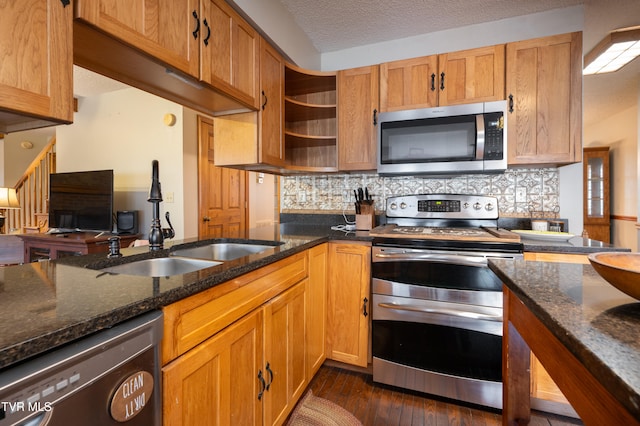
0,223 -> 370,371
489,258 -> 640,420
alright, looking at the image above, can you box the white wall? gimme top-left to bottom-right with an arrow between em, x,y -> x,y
56,88 -> 192,240
585,105 -> 638,250
2,131 -> 53,187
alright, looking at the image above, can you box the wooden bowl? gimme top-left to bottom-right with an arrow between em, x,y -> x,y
588,252 -> 640,300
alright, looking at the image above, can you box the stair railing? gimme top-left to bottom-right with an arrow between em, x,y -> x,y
7,138 -> 56,233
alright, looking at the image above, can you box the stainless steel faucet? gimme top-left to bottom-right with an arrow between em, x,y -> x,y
148,160 -> 175,251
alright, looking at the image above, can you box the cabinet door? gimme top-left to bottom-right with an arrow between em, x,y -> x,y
75,0 -> 199,78
583,147 -> 610,242
438,45 -> 505,106
379,55 -> 438,112
337,66 -> 379,171
327,242 -> 371,367
263,280 -> 307,426
259,38 -> 285,165
306,244 -> 327,380
163,309 -> 264,426
506,32 -> 582,166
201,0 -> 259,108
0,0 -> 73,130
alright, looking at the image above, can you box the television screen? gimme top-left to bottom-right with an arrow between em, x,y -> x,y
48,170 -> 114,232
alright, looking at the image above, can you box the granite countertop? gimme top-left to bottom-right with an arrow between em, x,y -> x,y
0,214 -> 627,372
489,258 -> 640,419
0,223 -> 370,371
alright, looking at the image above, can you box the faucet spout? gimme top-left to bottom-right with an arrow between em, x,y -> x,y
148,160 -> 165,251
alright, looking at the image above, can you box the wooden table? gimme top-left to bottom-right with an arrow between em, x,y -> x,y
19,232 -> 141,262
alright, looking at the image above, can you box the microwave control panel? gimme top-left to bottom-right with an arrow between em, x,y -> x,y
483,113 -> 504,160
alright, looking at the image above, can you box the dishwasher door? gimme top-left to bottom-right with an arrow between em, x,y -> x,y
0,311 -> 163,426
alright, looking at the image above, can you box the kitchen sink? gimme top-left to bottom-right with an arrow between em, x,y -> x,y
170,242 -> 279,261
100,257 -> 222,277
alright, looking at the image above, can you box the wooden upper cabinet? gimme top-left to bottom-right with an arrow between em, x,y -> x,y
337,65 -> 380,171
506,32 -> 582,166
379,45 -> 504,112
0,0 -> 73,133
75,0 -> 199,78
258,38 -> 285,166
438,45 -> 505,106
75,0 -> 258,109
380,55 -> 438,112
201,0 -> 259,108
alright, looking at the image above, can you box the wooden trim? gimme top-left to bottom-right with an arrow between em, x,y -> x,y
611,215 -> 637,222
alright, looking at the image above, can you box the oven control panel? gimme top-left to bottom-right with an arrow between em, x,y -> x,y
385,194 -> 498,219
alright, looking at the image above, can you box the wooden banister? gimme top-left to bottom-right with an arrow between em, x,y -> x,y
6,138 -> 56,233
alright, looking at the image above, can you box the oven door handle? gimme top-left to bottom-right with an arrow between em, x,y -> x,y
374,252 -> 488,267
377,302 -> 503,322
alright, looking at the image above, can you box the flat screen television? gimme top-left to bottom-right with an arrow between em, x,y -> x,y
48,169 -> 114,232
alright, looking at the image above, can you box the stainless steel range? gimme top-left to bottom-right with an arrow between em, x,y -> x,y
370,194 -> 523,410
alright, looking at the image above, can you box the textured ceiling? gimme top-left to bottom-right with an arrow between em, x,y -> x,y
278,0 -> 584,53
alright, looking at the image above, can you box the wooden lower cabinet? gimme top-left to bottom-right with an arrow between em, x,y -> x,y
326,241 -> 371,367
162,246 -> 328,425
163,308 -> 264,425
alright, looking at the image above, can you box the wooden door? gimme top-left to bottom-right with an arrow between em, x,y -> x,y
438,45 -> 505,106
0,0 -> 73,128
337,65 -> 379,171
75,0 -> 199,78
198,116 -> 247,239
259,38 -> 285,166
327,242 -> 371,367
379,55 -> 438,112
506,32 -> 582,166
162,308 -> 264,426
306,244 -> 327,380
263,280 -> 307,425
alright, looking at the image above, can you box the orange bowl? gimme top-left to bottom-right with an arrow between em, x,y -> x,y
588,252 -> 640,300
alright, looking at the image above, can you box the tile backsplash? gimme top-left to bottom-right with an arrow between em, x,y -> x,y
281,168 -> 559,217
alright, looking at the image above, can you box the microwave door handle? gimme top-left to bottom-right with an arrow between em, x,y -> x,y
476,114 -> 485,160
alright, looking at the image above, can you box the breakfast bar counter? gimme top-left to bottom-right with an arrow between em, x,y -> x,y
489,259 -> 640,425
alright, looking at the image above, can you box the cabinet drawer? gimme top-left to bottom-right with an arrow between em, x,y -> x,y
162,251 -> 308,363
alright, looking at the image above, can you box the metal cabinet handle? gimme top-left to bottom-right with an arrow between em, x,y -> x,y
377,302 -> 503,322
261,90 -> 268,110
203,19 -> 211,46
508,94 -> 514,113
257,370 -> 266,400
430,73 -> 436,91
192,11 -> 200,39
372,109 -> 378,126
363,297 -> 369,317
440,72 -> 445,91
265,362 -> 274,390
60,0 -> 70,7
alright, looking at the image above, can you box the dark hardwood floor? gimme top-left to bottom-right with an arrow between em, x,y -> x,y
304,364 -> 584,426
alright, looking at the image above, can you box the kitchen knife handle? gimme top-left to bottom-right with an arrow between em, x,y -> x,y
192,11 -> 200,39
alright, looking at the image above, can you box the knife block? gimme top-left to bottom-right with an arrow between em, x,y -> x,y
356,203 -> 375,231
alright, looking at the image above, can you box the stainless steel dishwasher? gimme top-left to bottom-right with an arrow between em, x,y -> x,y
0,311 -> 163,425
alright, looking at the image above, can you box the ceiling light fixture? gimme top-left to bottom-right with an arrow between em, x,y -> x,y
584,26 -> 640,75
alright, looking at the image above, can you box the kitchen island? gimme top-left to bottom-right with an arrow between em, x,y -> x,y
489,258 -> 640,425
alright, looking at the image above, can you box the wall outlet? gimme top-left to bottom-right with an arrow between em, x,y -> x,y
515,188 -> 526,203
297,191 -> 306,203
165,191 -> 174,203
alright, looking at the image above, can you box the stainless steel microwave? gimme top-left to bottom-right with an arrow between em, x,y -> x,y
377,101 -> 507,176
